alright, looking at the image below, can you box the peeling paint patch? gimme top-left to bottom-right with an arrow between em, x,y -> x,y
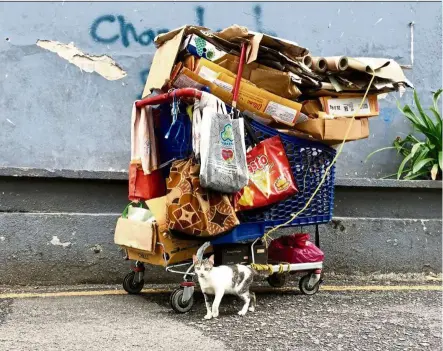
49,236 -> 71,248
36,40 -> 127,81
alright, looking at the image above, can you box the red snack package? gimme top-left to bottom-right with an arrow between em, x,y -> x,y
234,135 -> 298,211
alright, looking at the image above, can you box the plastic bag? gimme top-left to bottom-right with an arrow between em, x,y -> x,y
199,111 -> 248,193
268,233 -> 324,263
234,134 -> 298,211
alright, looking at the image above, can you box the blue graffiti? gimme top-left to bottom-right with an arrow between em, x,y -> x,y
381,107 -> 396,124
91,15 -> 169,47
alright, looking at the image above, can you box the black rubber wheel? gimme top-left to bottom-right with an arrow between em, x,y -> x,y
170,288 -> 194,313
299,274 -> 320,295
123,271 -> 144,294
267,273 -> 287,288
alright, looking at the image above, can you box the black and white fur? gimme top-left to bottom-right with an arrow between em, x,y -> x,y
193,254 -> 256,319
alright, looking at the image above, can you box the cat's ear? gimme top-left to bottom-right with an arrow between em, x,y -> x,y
208,255 -> 214,265
193,254 -> 198,264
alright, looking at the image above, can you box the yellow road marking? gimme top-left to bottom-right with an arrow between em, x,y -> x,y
0,285 -> 440,299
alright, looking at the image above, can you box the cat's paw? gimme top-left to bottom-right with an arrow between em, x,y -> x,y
238,310 -> 247,316
248,306 -> 255,312
204,313 -> 213,320
212,311 -> 219,318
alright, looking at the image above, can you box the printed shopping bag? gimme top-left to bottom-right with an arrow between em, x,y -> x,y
199,111 -> 249,193
234,128 -> 298,211
128,161 -> 166,201
166,158 -> 239,238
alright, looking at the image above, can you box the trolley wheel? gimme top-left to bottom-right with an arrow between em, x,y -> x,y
267,273 -> 287,288
123,271 -> 144,294
170,288 -> 194,313
299,274 -> 320,295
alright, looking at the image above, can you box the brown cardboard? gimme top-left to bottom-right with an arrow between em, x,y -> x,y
124,230 -> 212,266
294,118 -> 369,143
193,59 -> 303,126
301,100 -> 323,117
140,196 -> 213,266
114,218 -> 156,253
143,25 -> 309,97
319,95 -> 379,118
214,54 -> 301,99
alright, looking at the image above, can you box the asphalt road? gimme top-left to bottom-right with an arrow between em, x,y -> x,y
0,281 -> 441,351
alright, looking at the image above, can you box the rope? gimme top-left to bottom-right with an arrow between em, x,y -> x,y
251,262 -> 291,275
262,72 -> 377,245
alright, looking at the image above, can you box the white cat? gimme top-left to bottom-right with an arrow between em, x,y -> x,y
193,254 -> 256,319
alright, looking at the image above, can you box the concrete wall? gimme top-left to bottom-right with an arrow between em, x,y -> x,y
1,1 -> 442,178
0,176 -> 441,285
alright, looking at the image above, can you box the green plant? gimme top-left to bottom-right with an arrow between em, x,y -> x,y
366,89 -> 442,180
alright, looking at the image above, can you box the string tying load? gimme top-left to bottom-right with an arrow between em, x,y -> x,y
262,70 -> 377,246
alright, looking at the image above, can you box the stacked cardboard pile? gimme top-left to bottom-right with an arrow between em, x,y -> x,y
142,24 -> 412,145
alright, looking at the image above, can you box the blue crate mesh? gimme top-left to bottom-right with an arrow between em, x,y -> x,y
239,120 -> 336,226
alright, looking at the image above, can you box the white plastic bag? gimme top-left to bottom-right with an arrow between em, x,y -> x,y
199,111 -> 249,193
127,206 -> 153,222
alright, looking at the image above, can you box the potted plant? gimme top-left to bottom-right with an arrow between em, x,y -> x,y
367,89 -> 442,180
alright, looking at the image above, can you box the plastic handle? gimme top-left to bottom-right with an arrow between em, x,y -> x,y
232,42 -> 247,107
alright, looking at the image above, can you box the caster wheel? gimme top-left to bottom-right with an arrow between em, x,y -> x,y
267,273 -> 287,288
299,274 -> 320,295
170,288 -> 194,313
123,271 -> 144,294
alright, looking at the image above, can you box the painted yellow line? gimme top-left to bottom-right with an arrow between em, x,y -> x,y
0,288 -> 171,300
0,285 -> 440,299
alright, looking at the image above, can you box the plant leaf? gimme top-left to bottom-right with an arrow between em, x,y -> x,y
431,164 -> 438,180
432,88 -> 442,115
404,170 -> 430,180
439,151 -> 443,170
412,158 -> 434,174
397,152 -> 415,179
413,89 -> 435,132
365,147 -> 397,162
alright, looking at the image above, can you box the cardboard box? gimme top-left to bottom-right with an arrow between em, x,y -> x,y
294,118 -> 369,143
124,230 -> 212,266
176,60 -> 303,127
121,196 -> 212,266
143,25 -> 309,97
214,54 -> 301,99
319,95 -> 379,118
114,217 -> 157,253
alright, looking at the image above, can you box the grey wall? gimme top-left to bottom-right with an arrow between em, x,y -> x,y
1,2 -> 442,178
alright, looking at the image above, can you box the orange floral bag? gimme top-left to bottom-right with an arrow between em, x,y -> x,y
166,158 -> 239,238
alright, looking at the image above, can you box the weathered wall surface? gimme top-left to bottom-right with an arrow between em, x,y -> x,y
1,2 -> 442,178
0,176 -> 441,285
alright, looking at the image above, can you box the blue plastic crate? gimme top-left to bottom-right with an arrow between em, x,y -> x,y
211,222 -> 266,245
238,120 -> 336,227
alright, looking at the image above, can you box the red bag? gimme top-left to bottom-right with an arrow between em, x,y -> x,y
234,132 -> 298,211
268,233 -> 324,263
128,162 -> 165,201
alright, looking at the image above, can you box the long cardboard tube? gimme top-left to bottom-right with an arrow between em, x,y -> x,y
312,57 -> 327,73
303,55 -> 312,68
325,56 -> 349,72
